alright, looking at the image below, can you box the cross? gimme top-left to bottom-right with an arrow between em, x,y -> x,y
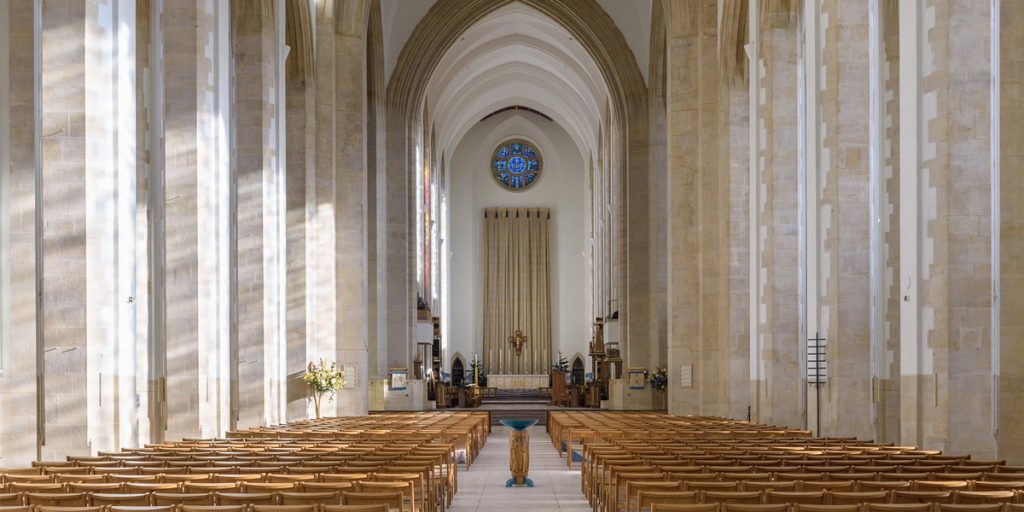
508,330 -> 528,356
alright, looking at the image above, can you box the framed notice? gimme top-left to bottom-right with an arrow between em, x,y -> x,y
679,363 -> 693,388
389,368 -> 408,391
628,368 -> 647,390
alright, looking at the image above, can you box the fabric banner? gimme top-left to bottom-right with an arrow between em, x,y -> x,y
482,207 -> 552,375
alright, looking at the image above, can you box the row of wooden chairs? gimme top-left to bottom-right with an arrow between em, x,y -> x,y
0,413 -> 490,512
0,490 -> 410,512
649,503 -> 1024,512
611,488 -> 1024,512
0,505 -> 390,512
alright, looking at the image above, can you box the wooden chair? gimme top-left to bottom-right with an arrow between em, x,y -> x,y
26,493 -> 88,507
241,483 -> 296,493
299,482 -> 355,493
356,482 -> 414,512
321,505 -> 389,512
971,481 -> 1024,492
152,493 -> 216,507
793,505 -> 860,512
721,505 -> 788,512
892,491 -> 953,504
744,482 -> 797,493
126,483 -> 179,494
863,504 -> 932,512
828,491 -> 890,505
11,483 -> 65,494
626,482 -> 683,512
342,491 -> 403,512
215,492 -> 275,506
935,505 -> 1005,512
859,481 -> 912,492
765,491 -> 826,505
252,506 -> 319,512
0,495 -> 21,507
89,493 -> 152,507
651,504 -> 718,512
701,492 -> 762,505
917,481 -> 969,492
0,507 -> 30,512
687,483 -> 741,493
637,491 -> 699,512
183,483 -> 241,494
954,491 -> 1015,504
801,482 -> 854,493
278,491 -> 341,507
109,506 -> 176,512
69,483 -> 125,493
36,507 -> 104,512
179,506 -> 247,512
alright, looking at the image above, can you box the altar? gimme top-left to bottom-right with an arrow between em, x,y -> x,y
488,374 -> 549,391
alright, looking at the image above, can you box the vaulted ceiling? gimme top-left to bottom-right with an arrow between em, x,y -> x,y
380,0 -> 652,84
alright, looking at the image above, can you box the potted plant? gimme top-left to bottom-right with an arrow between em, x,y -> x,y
650,367 -> 668,410
468,359 -> 487,387
304,359 -> 344,419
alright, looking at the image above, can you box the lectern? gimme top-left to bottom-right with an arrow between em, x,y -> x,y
499,419 -> 539,487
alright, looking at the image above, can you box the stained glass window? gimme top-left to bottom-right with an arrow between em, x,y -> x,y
491,139 -> 542,191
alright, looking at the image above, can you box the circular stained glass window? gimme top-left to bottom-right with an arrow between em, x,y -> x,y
491,139 -> 542,191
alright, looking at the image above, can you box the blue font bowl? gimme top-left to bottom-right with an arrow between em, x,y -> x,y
499,419 -> 539,431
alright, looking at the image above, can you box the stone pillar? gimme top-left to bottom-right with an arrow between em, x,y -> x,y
899,0 -> 997,457
309,1 -> 338,418
384,108 -> 411,373
161,0 -> 232,440
333,0 -> 369,415
813,0 -> 874,440
0,0 -> 40,466
366,0 -> 387,381
284,1 -> 314,421
879,0 -> 901,445
666,0 -> 729,417
724,67 -> 751,422
38,0 -> 89,460
232,0 -> 286,429
753,2 -> 803,429
999,0 -> 1024,464
647,2 -> 668,375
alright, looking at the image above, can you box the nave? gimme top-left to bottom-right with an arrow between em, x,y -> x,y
1,412 -> 1023,512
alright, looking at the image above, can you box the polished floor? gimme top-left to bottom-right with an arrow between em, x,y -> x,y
450,426 -> 590,512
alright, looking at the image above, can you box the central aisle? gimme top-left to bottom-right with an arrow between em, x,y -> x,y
450,426 -> 590,512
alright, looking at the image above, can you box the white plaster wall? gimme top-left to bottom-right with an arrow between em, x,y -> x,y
446,110 -> 590,374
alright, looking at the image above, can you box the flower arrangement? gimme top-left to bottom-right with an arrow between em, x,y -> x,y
551,352 -> 569,373
304,359 -> 344,418
650,367 -> 668,391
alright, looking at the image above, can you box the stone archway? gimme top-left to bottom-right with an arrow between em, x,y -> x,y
386,0 -> 653,376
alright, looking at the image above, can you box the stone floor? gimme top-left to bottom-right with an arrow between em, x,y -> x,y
450,426 -> 590,512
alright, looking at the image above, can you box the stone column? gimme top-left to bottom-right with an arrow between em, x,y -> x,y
813,0 -> 874,440
666,0 -> 729,417
161,0 -> 232,440
878,0 -> 901,445
0,0 -> 40,466
333,0 -> 369,415
899,0 -> 997,457
232,0 -> 286,429
999,0 -> 1024,464
647,2 -> 668,375
284,1 -> 315,421
753,2 -> 803,429
38,0 -> 89,460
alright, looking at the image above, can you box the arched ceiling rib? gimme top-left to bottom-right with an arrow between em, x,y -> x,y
424,3 -> 610,161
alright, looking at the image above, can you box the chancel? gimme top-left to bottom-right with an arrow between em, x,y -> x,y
0,1 -> 1022,512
